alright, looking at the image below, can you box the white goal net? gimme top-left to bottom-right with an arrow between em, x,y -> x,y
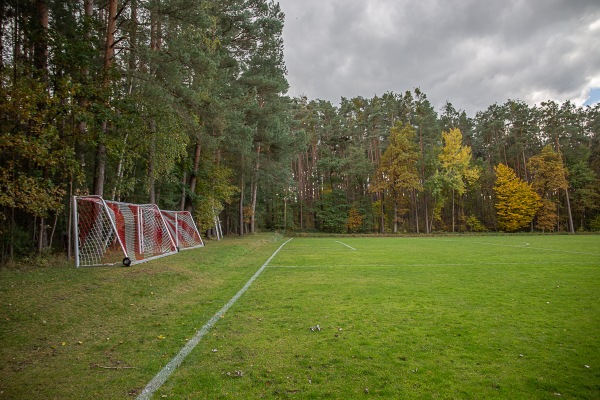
160,210 -> 204,251
73,196 -> 178,267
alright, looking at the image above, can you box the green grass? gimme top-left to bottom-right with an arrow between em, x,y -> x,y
1,234 -> 599,399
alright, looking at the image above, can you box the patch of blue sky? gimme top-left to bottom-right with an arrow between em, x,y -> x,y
584,87 -> 600,106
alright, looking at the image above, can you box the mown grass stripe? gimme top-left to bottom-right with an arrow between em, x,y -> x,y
136,238 -> 293,400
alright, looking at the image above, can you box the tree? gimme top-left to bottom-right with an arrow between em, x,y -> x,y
528,145 -> 571,232
347,203 -> 364,233
493,164 -> 541,232
438,128 -> 480,232
413,88 -> 440,233
371,122 -> 421,233
315,188 -> 347,233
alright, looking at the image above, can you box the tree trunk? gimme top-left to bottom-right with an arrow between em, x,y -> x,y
424,194 -> 430,233
103,0 -> 117,81
148,120 -> 157,204
34,0 -> 48,77
452,188 -> 455,233
93,139 -> 107,196
37,217 -> 45,254
94,0 -> 117,197
283,197 -> 287,231
250,145 -> 261,234
110,133 -> 128,201
380,191 -> 385,234
413,189 -> 420,234
75,0 -> 94,143
84,0 -> 93,18
67,179 -> 73,260
393,199 -> 398,233
180,171 -> 186,211
565,188 -> 575,233
239,172 -> 245,236
185,140 -> 202,212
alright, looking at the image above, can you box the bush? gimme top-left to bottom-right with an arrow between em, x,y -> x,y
466,215 -> 487,232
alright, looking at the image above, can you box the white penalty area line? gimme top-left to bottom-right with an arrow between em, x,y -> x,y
137,238 -> 293,400
334,240 -> 357,251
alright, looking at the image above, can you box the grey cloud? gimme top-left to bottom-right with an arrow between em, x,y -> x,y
278,0 -> 600,114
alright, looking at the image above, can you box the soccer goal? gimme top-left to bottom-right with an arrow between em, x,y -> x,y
160,210 -> 204,251
73,196 -> 178,267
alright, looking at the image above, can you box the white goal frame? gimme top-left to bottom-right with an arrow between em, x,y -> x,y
160,210 -> 204,251
73,196 -> 178,267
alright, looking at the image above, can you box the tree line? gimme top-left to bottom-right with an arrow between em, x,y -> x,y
289,93 -> 600,235
0,1 -> 599,263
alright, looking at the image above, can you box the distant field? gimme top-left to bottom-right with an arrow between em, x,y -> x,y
1,234 -> 599,399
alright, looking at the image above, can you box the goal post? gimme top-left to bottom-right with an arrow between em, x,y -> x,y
160,210 -> 204,251
73,196 -> 178,267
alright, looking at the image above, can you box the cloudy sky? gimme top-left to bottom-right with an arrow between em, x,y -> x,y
276,0 -> 600,115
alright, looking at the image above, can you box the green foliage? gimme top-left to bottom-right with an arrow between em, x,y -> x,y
590,215 -> 600,231
0,75 -> 80,219
195,164 -> 238,231
315,188 -> 348,233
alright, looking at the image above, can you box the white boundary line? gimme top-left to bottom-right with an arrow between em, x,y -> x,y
137,238 -> 293,400
334,240 -> 357,251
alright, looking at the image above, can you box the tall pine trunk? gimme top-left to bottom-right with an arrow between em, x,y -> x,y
34,0 -> 48,78
250,145 -> 261,234
565,188 -> 574,233
94,0 -> 117,197
452,188 -> 455,233
148,121 -> 156,204
380,191 -> 385,234
393,199 -> 398,233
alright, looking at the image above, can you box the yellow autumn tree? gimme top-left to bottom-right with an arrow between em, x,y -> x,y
438,128 -> 480,232
494,164 -> 541,231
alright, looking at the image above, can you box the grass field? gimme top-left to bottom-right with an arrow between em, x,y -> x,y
1,234 -> 599,399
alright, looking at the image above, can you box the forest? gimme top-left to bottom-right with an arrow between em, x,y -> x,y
1,0 -> 599,263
